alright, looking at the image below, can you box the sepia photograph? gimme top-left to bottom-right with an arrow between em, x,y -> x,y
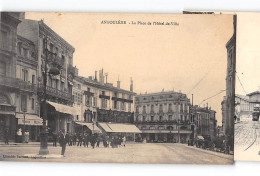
0,12 -> 235,164
232,12 -> 260,161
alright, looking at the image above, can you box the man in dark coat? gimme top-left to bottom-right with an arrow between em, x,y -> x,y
59,130 -> 67,156
52,132 -> 58,147
4,128 -> 9,144
96,135 -> 100,147
73,133 -> 77,145
77,133 -> 83,147
90,134 -> 96,149
83,134 -> 89,147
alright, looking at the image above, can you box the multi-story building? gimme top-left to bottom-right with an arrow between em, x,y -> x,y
72,69 -> 139,140
222,15 -> 236,151
0,12 -> 32,141
193,105 -> 217,141
17,19 -> 77,134
235,91 -> 260,118
15,35 -> 42,141
134,91 -> 192,143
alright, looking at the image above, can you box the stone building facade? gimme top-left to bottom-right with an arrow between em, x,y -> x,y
0,12 -> 29,141
134,91 -> 192,143
17,19 -> 77,134
72,70 -> 138,139
193,105 -> 217,141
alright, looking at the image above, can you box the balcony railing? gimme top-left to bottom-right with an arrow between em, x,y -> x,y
52,56 -> 65,68
135,120 -> 191,125
38,84 -> 72,101
68,65 -> 77,76
0,75 -> 36,92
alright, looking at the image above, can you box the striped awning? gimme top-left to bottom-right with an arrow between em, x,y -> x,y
99,123 -> 141,133
75,121 -> 102,133
47,101 -> 75,115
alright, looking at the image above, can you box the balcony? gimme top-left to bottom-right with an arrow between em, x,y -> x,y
135,119 -> 191,125
38,84 -> 72,102
68,65 -> 78,77
0,75 -> 36,92
112,97 -> 133,103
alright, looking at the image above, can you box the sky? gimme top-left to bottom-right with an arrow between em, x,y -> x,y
235,13 -> 260,96
25,12 -> 234,125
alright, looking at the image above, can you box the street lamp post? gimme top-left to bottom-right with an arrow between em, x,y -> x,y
92,122 -> 95,134
178,119 -> 180,143
39,37 -> 60,155
22,110 -> 26,143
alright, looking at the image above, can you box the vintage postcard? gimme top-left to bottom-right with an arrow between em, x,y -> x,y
0,12 -> 234,164
184,10 -> 260,162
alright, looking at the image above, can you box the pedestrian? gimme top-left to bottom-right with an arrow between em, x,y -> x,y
83,134 -> 88,147
122,136 -> 126,147
77,133 -> 82,147
69,133 -> 73,146
59,130 -> 67,156
16,128 -> 22,143
58,130 -> 62,146
25,130 -> 30,143
4,128 -> 9,144
96,135 -> 100,147
73,133 -> 77,145
90,134 -> 96,149
53,132 -> 58,147
65,132 -> 70,146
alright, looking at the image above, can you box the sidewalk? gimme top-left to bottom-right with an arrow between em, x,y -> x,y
0,142 -> 53,147
181,143 -> 234,158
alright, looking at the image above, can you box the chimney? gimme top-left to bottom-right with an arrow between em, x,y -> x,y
117,76 -> 120,88
99,69 -> 104,84
130,77 -> 133,92
191,94 -> 193,106
94,71 -> 97,81
105,73 -> 108,84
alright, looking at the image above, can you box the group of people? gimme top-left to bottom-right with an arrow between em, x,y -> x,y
51,130 -> 127,156
3,128 -> 30,144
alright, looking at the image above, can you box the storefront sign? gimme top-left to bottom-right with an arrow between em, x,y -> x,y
18,118 -> 43,126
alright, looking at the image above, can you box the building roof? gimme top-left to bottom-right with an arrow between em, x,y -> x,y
38,20 -> 75,53
235,94 -> 249,101
135,91 -> 190,103
247,91 -> 260,97
75,76 -> 136,95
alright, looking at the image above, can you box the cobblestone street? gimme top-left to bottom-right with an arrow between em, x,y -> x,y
0,143 -> 233,164
235,115 -> 260,161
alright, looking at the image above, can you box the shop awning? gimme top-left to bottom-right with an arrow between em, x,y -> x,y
75,121 -> 102,133
47,101 -> 75,115
140,130 -> 192,134
99,123 -> 141,133
16,113 -> 43,126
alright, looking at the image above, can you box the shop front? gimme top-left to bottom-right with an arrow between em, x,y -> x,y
74,121 -> 102,135
139,130 -> 192,143
45,101 -> 75,134
98,122 -> 141,141
16,113 -> 43,142
0,104 -> 17,141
